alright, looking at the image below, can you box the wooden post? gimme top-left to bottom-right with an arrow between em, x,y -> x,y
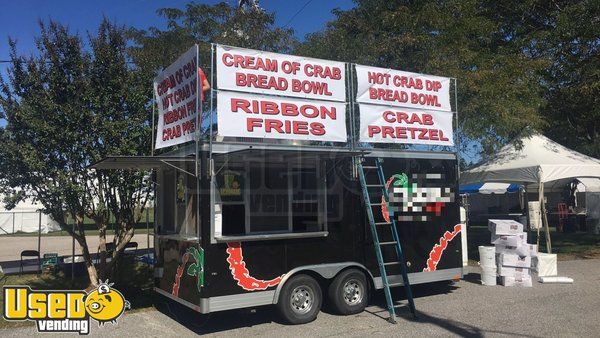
523,184 -> 530,230
539,179 -> 552,253
536,181 -> 544,250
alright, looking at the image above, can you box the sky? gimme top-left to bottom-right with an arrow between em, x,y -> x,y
0,0 -> 355,60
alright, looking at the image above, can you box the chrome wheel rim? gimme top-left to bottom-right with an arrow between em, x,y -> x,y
290,285 -> 314,315
343,279 -> 363,306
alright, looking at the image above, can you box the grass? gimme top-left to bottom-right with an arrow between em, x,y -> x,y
0,257 -> 154,329
467,225 -> 600,263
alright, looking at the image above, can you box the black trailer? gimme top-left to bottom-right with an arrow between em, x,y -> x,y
93,142 -> 463,323
92,43 -> 464,324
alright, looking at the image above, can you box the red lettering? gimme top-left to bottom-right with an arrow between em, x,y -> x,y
382,126 -> 394,138
310,122 -> 325,136
293,121 -> 309,135
231,98 -> 251,113
264,119 -> 284,133
368,126 -> 381,137
246,118 -> 262,131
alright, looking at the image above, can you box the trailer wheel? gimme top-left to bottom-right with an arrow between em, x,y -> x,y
276,274 -> 322,324
328,269 -> 368,315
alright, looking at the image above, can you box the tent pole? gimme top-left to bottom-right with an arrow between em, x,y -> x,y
536,181 -> 544,250
523,184 -> 530,230
539,179 -> 552,253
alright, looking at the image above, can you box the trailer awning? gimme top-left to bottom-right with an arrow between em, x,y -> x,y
90,156 -> 195,170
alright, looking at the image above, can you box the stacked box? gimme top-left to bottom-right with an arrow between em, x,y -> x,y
534,252 -> 557,277
488,219 -> 535,287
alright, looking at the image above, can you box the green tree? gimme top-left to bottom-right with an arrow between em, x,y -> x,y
128,1 -> 297,85
0,19 -> 152,286
542,0 -> 600,158
296,0 -> 550,161
127,1 -> 297,142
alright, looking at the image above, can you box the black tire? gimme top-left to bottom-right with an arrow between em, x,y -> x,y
328,269 -> 369,315
276,274 -> 322,324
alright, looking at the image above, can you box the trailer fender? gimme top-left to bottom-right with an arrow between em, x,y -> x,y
272,262 -> 374,304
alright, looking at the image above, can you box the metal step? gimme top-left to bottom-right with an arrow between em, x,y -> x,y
375,221 -> 392,226
379,241 -> 397,245
383,261 -> 401,266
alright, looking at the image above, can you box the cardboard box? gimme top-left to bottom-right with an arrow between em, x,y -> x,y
488,219 -> 524,235
497,265 -> 531,278
495,244 -> 519,255
491,232 -> 527,247
501,275 -> 533,287
516,243 -> 537,257
535,253 -> 557,276
498,253 -> 531,268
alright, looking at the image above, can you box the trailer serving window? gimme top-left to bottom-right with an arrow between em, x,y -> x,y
157,163 -> 198,238
211,149 -> 330,242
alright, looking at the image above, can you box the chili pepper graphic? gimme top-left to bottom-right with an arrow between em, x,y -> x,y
382,172 -> 452,222
226,242 -> 284,291
423,224 -> 462,272
172,254 -> 190,296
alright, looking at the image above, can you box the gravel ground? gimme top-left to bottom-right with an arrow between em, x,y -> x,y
2,258 -> 599,337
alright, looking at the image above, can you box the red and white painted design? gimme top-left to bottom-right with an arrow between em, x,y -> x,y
381,176 -> 394,223
172,254 -> 190,296
423,224 -> 462,272
226,242 -> 284,291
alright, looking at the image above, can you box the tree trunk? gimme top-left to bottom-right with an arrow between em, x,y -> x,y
73,215 -> 100,288
96,217 -> 109,280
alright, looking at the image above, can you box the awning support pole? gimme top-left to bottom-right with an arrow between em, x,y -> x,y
160,160 -> 196,177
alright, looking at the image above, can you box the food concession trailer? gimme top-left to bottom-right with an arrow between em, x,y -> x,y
93,44 -> 464,324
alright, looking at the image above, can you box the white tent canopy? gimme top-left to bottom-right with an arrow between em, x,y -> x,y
0,197 -> 61,234
461,134 -> 600,185
461,134 -> 600,253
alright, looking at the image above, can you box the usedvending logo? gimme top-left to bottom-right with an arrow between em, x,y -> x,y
3,280 -> 129,335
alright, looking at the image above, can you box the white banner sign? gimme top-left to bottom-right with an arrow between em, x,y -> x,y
154,45 -> 199,149
217,91 -> 347,142
359,104 -> 454,146
356,65 -> 451,112
217,45 -> 346,102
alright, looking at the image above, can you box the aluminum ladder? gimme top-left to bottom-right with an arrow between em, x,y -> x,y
357,157 -> 417,323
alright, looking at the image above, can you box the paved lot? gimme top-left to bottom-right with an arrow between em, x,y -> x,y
2,259 -> 599,337
0,234 -> 151,262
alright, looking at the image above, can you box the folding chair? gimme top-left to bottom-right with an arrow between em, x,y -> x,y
124,242 -> 138,256
20,250 -> 40,274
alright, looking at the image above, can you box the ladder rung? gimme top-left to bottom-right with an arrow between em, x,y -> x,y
388,282 -> 404,287
379,241 -> 397,245
362,166 -> 377,169
365,184 -> 384,187
370,202 -> 386,206
375,221 -> 392,225
383,261 -> 401,266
